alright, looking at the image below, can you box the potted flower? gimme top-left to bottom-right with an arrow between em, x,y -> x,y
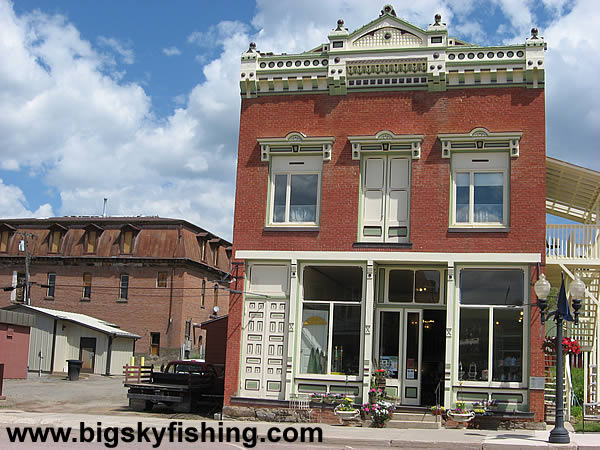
362,400 -> 394,428
542,336 -> 582,355
430,405 -> 445,416
334,397 -> 360,423
374,369 -> 387,389
323,392 -> 336,404
368,387 -> 384,403
446,402 -> 475,423
310,393 -> 323,403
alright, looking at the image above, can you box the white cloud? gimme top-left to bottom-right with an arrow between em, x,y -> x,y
97,36 -> 135,64
162,46 -> 181,56
0,0 -> 598,244
0,178 -> 53,218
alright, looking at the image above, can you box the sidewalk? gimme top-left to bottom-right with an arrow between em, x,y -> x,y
0,409 -> 599,449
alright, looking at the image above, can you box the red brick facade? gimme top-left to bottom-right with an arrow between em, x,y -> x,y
226,88 -> 547,419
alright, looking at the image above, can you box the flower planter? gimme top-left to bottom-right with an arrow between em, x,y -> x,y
334,406 -> 360,424
447,411 -> 475,423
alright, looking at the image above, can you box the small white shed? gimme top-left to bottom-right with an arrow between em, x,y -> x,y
3,305 -> 139,376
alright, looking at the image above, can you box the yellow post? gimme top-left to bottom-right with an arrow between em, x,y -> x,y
130,356 -> 135,366
140,356 -> 145,367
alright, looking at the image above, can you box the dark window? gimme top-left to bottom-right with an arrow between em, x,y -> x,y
47,273 -> 56,298
150,332 -> 160,356
157,272 -> 168,288
388,270 -> 413,302
303,266 -> 362,301
460,269 -> 523,305
82,273 -> 92,299
120,274 -> 129,299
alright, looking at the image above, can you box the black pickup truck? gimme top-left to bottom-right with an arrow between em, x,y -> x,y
125,360 -> 224,413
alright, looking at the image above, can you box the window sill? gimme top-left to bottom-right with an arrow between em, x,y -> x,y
116,298 -> 128,303
80,297 -> 90,302
43,296 -> 54,301
448,227 -> 509,233
264,226 -> 320,232
353,242 -> 413,249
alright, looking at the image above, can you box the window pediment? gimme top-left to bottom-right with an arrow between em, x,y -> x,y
258,132 -> 335,162
438,128 -> 522,159
349,130 -> 424,160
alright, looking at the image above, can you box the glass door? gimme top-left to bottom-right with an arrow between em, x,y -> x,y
402,310 -> 422,405
378,311 -> 400,398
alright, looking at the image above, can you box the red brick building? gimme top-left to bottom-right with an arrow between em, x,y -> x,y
0,217 -> 231,364
226,5 -> 547,422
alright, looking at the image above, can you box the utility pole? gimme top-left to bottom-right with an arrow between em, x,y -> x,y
17,231 -> 35,305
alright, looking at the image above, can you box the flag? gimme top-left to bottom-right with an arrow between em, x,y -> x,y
557,275 -> 573,321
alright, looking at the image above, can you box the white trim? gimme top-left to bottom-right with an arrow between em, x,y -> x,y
235,250 -> 541,264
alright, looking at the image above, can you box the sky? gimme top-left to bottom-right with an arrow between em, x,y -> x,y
0,0 -> 598,239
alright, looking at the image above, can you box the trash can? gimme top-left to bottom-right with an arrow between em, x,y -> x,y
66,360 -> 83,381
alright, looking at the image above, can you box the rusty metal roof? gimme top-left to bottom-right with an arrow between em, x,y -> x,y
0,217 -> 231,272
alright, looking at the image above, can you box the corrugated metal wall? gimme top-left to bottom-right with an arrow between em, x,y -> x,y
110,337 -> 135,375
27,313 -> 54,372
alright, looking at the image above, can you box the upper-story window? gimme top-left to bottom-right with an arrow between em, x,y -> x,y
46,273 -> 56,298
439,128 -> 521,230
48,224 -> 67,253
84,224 -> 102,254
270,156 -> 321,226
451,153 -> 509,228
157,271 -> 168,288
120,274 -> 129,300
82,273 -> 92,299
258,132 -> 334,230
350,131 -> 423,244
120,224 -> 139,254
0,227 -> 13,252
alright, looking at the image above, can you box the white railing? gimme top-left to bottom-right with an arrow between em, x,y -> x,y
546,225 -> 600,261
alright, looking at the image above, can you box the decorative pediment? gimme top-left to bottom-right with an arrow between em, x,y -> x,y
438,128 -> 522,158
352,26 -> 424,48
258,132 -> 335,162
349,130 -> 424,160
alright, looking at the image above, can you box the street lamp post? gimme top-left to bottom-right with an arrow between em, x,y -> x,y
534,273 -> 585,444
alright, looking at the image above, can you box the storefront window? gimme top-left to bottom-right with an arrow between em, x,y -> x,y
459,269 -> 524,383
331,305 -> 361,375
459,309 -> 489,381
414,270 -> 440,303
389,270 -> 413,302
300,265 -> 363,376
300,304 -> 329,374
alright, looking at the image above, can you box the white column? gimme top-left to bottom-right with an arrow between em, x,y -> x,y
444,264 -> 456,407
362,261 -> 375,404
284,260 -> 298,399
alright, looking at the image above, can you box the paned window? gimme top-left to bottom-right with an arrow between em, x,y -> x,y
458,269 -> 524,383
452,153 -> 508,227
201,279 -> 206,306
379,269 -> 442,304
269,156 -> 321,226
46,273 -> 56,298
300,266 -> 363,376
360,156 -> 410,242
120,274 -> 129,300
82,273 -> 92,299
157,272 -> 168,288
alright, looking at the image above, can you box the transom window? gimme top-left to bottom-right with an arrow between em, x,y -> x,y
269,156 -> 321,226
451,152 -> 509,228
377,268 -> 443,304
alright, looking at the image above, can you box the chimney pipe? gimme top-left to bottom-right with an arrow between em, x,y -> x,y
103,198 -> 108,217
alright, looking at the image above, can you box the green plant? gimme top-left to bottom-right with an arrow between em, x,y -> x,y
336,397 -> 357,412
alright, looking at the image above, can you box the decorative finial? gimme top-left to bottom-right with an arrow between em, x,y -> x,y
531,27 -> 539,39
434,14 -> 442,25
336,19 -> 344,31
380,4 -> 396,17
248,42 -> 257,51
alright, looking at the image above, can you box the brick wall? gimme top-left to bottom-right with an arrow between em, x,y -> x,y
0,263 -> 225,360
233,88 -> 546,254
